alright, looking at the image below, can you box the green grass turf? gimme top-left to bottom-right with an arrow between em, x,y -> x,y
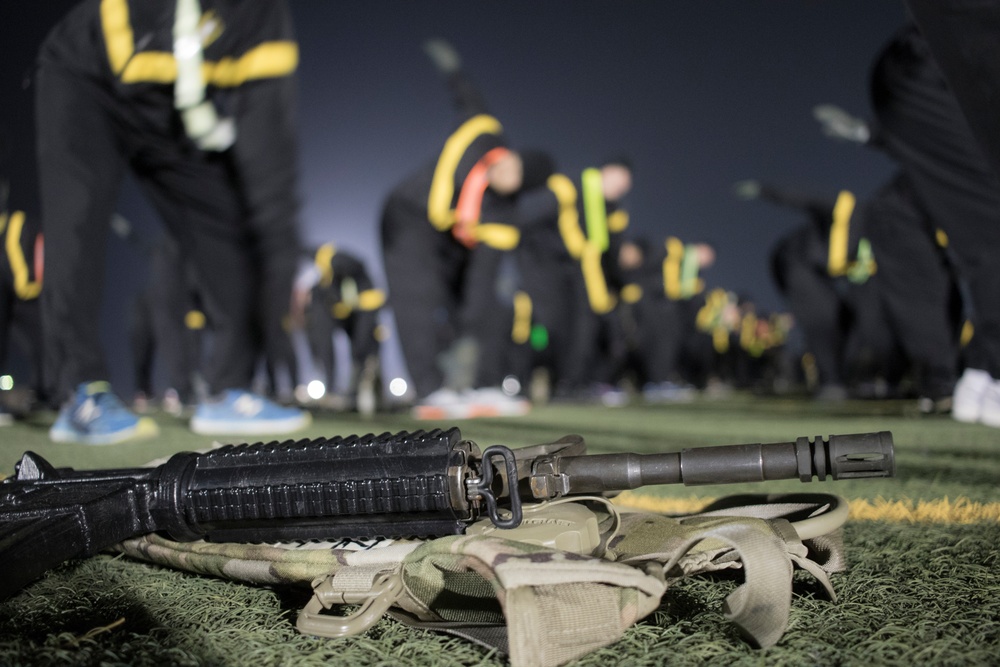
1,394 -> 999,666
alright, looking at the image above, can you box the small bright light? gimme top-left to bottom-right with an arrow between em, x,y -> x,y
307,380 -> 327,400
389,378 -> 408,397
0,375 -> 13,391
501,375 -> 521,396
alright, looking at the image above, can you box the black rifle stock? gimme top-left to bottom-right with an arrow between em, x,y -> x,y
0,428 -> 894,600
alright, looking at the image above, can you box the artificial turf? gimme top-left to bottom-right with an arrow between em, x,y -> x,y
1,393 -> 998,666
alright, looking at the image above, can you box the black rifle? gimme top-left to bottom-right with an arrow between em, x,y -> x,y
0,428 -> 894,600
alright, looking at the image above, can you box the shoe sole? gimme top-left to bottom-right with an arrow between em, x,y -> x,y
190,412 -> 312,436
411,401 -> 530,421
49,417 -> 160,445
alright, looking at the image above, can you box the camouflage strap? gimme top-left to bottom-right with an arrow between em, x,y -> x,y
113,494 -> 847,666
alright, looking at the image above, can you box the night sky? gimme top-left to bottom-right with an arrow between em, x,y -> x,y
1,1 -> 910,396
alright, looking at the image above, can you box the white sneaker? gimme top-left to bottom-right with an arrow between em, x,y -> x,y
470,387 -> 531,417
411,388 -> 468,421
980,379 -> 1000,428
952,368 -> 993,423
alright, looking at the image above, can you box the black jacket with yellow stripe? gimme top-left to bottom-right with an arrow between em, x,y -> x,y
756,183 -> 873,280
38,0 -> 301,237
517,171 -> 629,314
389,70 -> 508,232
309,244 -> 385,321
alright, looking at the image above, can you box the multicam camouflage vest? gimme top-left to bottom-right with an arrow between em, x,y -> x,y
115,493 -> 848,667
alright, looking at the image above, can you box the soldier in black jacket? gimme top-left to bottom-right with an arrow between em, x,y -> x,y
379,40 -> 552,417
514,159 -> 633,400
737,180 -> 896,400
36,0 -> 309,443
866,14 -> 1000,426
298,244 -> 385,412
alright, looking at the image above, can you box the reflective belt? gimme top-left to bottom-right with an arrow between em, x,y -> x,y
680,243 -> 703,297
427,114 -> 503,231
453,147 -> 511,248
4,211 -> 42,300
607,209 -> 629,233
173,0 -> 235,150
619,284 -> 642,304
548,174 -> 585,260
663,238 -> 704,300
511,291 -> 532,344
846,237 -> 877,284
314,244 -> 336,287
581,242 -> 614,314
549,171 -> 612,312
581,168 -> 609,252
827,190 -> 855,277
185,310 -> 206,330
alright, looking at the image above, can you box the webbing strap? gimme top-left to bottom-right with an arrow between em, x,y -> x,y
660,517 -> 793,648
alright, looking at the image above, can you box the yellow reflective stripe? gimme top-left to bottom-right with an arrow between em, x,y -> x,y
548,174 -> 585,259
581,167 -> 609,252
696,288 -> 724,331
827,190 -> 856,276
712,328 -> 730,354
332,302 -> 352,320
511,291 -> 532,344
961,320 -> 974,347
185,309 -> 206,330
120,52 -> 177,83
620,283 -> 643,304
6,211 -> 42,300
203,41 -> 299,86
662,237 -> 684,300
608,209 -> 629,233
581,242 -> 614,314
101,0 -> 134,75
427,114 -> 503,231
314,243 -> 336,287
473,223 -> 519,250
121,42 -> 298,85
935,228 -> 949,248
357,288 -> 386,312
680,244 -> 704,298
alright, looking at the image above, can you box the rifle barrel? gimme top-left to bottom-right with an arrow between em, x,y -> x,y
556,431 -> 894,494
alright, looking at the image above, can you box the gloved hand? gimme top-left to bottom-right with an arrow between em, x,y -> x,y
423,38 -> 462,74
732,179 -> 762,200
812,104 -> 871,143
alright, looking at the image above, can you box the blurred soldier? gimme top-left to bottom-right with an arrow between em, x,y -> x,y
515,159 -> 633,400
37,0 -> 310,443
737,180 -> 895,400
297,244 -> 385,413
616,236 -> 715,401
379,39 -> 553,419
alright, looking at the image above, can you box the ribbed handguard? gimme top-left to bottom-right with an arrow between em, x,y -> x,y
157,428 -> 476,542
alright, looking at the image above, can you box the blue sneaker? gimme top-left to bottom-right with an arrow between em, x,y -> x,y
190,389 -> 311,436
50,381 -> 160,445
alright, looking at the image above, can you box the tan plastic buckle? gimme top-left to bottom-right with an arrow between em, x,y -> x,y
296,570 -> 404,639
